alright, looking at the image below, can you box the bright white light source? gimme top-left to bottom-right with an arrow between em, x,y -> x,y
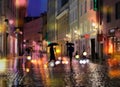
55,60 -> 61,65
79,59 -> 89,64
83,52 -> 87,56
75,55 -> 80,59
27,56 -> 31,60
50,62 -> 55,67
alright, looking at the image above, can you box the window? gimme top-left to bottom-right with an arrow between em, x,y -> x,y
80,4 -> 82,16
106,7 -> 111,23
85,0 -> 87,13
90,0 -> 93,9
115,1 -> 120,19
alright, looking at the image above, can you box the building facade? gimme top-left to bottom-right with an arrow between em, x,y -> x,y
23,13 -> 47,53
4,0 -> 27,57
47,0 -> 120,61
47,0 -> 69,56
102,0 -> 120,58
69,0 -> 79,55
47,0 -> 56,42
78,0 -> 100,59
56,0 -> 69,56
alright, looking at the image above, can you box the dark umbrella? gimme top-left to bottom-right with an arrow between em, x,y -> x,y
48,42 -> 59,47
66,42 -> 74,46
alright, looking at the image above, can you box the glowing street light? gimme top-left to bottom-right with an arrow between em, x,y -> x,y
15,0 -> 27,8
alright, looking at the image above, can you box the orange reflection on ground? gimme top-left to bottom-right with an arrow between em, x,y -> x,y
109,69 -> 120,78
38,58 -> 50,86
107,58 -> 119,68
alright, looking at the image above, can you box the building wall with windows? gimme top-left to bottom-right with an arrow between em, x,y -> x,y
56,0 -> 69,56
69,0 -> 79,55
47,0 -> 56,42
78,0 -> 99,58
23,16 -> 46,52
102,0 -> 120,56
3,0 -> 27,57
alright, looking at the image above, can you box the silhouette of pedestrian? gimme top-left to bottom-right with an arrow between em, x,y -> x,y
66,41 -> 69,56
48,46 -> 56,63
68,45 -> 74,63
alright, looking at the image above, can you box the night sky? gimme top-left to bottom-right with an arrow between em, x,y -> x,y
27,0 -> 47,17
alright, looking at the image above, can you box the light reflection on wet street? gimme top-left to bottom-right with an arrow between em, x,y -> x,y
0,56 -> 120,87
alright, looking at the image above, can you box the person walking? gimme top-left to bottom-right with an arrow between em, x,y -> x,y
48,46 -> 56,63
68,45 -> 74,63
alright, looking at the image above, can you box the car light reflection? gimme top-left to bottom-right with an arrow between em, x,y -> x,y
62,60 -> 69,64
79,59 -> 89,64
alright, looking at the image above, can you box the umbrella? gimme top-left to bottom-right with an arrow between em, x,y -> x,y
48,42 -> 59,47
66,42 -> 74,46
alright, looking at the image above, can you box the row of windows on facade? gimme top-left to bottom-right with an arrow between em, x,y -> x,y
107,1 -> 120,23
70,1 -> 120,23
69,0 -> 94,23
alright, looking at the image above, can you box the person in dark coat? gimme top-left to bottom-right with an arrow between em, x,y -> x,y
68,45 -> 74,63
48,46 -> 56,63
66,41 -> 69,56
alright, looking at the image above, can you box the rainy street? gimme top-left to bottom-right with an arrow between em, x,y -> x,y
0,54 -> 120,87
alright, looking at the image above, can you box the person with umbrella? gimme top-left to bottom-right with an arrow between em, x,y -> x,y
48,42 -> 58,64
48,46 -> 56,63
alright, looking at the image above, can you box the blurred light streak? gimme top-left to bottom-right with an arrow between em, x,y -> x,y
38,58 -> 50,87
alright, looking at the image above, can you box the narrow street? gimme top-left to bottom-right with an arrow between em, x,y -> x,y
0,54 -> 120,87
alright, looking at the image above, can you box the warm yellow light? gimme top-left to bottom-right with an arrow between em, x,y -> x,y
75,55 -> 80,59
92,22 -> 98,29
26,68 -> 30,72
0,24 -> 5,33
0,59 -> 7,72
109,70 -> 120,78
44,64 -> 48,68
56,49 -> 61,53
74,30 -> 77,33
108,41 -> 113,54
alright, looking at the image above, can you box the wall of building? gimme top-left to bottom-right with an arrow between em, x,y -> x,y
47,0 -> 56,41
102,0 -> 120,56
23,14 -> 47,52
